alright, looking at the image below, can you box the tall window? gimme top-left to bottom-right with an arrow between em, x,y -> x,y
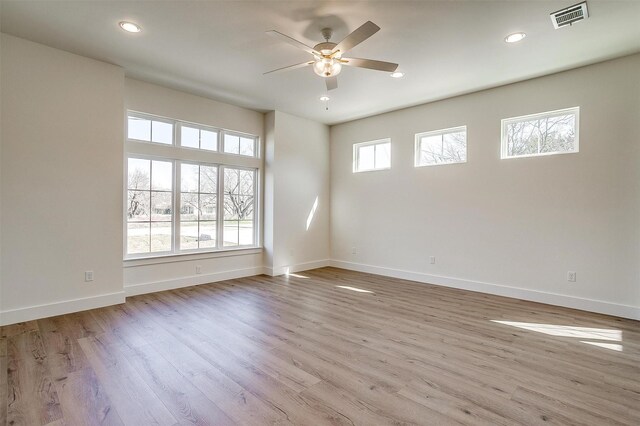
353,139 -> 391,173
126,158 -> 173,254
180,163 -> 218,250
223,168 -> 255,246
502,107 -> 579,159
125,112 -> 260,258
415,126 -> 467,167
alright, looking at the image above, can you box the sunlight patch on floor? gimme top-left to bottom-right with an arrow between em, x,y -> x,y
491,320 -> 623,352
336,285 -> 374,294
581,341 -> 623,351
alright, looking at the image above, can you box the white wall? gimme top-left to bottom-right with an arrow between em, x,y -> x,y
264,111 -> 330,275
0,34 -> 125,324
123,78 -> 266,295
330,54 -> 640,319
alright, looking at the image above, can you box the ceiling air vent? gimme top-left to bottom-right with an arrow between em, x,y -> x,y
550,1 -> 589,29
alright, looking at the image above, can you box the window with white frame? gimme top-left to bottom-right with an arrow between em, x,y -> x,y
353,139 -> 391,172
415,126 -> 467,167
179,123 -> 218,151
125,111 -> 259,258
501,107 -> 579,159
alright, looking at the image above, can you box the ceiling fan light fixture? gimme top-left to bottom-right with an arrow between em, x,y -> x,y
505,32 -> 526,43
390,72 -> 404,78
319,95 -> 330,101
313,58 -> 342,77
119,21 -> 141,33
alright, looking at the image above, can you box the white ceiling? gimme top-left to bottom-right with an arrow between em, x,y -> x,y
1,1 -> 639,125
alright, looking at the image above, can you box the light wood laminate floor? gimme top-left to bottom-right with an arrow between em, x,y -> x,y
1,267 -> 639,425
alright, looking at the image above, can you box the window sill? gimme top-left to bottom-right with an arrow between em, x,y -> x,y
123,247 -> 263,268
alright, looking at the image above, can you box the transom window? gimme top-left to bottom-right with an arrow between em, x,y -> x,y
125,112 -> 260,258
353,139 -> 391,173
180,124 -> 218,151
415,126 -> 467,167
501,107 -> 579,159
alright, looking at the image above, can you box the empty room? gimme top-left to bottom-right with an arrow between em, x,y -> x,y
0,1 -> 639,425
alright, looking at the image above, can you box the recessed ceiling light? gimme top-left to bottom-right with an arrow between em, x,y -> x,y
119,21 -> 141,33
390,72 -> 404,78
319,95 -> 330,102
505,32 -> 526,43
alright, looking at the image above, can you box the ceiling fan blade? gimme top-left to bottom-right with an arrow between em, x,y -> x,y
266,30 -> 321,56
332,21 -> 380,55
263,61 -> 314,75
341,57 -> 398,72
326,76 -> 338,91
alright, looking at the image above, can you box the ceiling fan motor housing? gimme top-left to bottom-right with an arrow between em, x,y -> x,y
314,42 -> 338,56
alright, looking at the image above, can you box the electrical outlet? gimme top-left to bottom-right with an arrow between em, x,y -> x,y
351,247 -> 357,255
84,271 -> 94,282
196,265 -> 202,274
429,256 -> 436,264
567,271 -> 576,282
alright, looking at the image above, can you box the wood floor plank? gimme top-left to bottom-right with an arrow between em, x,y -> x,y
6,328 -> 63,426
54,367 -> 123,426
77,335 -> 178,426
2,267 -> 639,425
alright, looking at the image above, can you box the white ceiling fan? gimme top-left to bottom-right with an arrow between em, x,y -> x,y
264,21 -> 399,91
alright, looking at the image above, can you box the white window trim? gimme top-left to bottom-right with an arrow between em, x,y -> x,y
500,106 -> 580,159
125,111 -> 261,260
414,125 -> 467,168
352,138 -> 391,173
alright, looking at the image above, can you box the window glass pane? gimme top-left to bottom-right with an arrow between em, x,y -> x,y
151,192 -> 172,221
128,158 -> 150,190
127,191 -> 150,221
239,220 -> 254,246
200,165 -> 217,193
151,222 -> 171,252
127,223 -> 150,254
224,134 -> 240,154
240,137 -> 255,156
224,168 -> 240,194
223,221 -> 239,247
200,194 -> 216,220
504,109 -> 577,158
358,145 -> 375,171
180,221 -> 198,250
180,193 -> 198,221
201,130 -> 217,151
128,116 -> 151,141
442,131 -> 467,162
180,126 -> 199,148
238,195 -> 254,220
181,164 -> 199,192
151,121 -> 173,144
375,143 -> 391,169
239,170 -> 254,195
419,135 -> 444,164
224,195 -> 239,220
151,160 -> 173,191
199,222 -> 217,248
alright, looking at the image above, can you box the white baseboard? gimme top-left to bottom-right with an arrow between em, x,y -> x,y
264,259 -> 331,277
124,266 -> 264,297
330,260 -> 640,321
0,291 -> 126,326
